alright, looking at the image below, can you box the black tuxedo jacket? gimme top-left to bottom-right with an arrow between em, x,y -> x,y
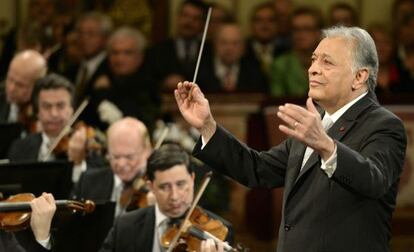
194,92 -> 407,252
196,56 -> 268,93
145,38 -> 213,85
100,206 -> 233,252
0,92 -> 10,123
7,133 -> 42,161
75,167 -> 114,202
0,231 -> 49,252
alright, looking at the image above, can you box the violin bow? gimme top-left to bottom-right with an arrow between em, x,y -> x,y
166,171 -> 213,252
166,9 -> 213,251
154,126 -> 169,150
42,99 -> 89,161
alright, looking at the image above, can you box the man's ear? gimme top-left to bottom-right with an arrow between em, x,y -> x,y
352,68 -> 369,90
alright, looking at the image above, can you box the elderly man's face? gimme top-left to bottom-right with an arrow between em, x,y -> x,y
308,37 -> 356,109
107,130 -> 147,182
78,19 -> 107,58
6,61 -> 36,105
148,165 -> 194,218
109,37 -> 143,76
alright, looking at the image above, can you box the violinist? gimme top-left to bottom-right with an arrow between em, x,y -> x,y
0,50 -> 47,131
7,73 -> 93,183
0,193 -> 56,252
75,117 -> 152,217
100,143 -> 233,252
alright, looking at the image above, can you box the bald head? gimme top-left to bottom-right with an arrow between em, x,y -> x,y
6,50 -> 47,104
107,117 -> 152,182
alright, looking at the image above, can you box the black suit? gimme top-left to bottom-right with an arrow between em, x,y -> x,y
7,133 -> 42,161
194,93 -> 407,252
0,231 -> 49,252
145,38 -> 212,86
75,167 -> 114,203
0,92 -> 11,123
197,56 -> 268,93
100,206 -> 233,252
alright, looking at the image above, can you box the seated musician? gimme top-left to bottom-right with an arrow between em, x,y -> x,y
0,50 -> 47,131
0,193 -> 56,252
7,73 -> 98,182
74,117 -> 152,217
100,143 -> 233,252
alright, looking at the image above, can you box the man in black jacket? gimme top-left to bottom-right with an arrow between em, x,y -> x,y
175,26 -> 407,252
100,143 -> 233,252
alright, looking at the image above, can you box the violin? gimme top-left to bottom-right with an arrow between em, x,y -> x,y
53,121 -> 105,158
119,177 -> 149,211
0,193 -> 95,231
161,206 -> 231,252
160,171 -> 248,252
17,102 -> 38,133
119,126 -> 171,211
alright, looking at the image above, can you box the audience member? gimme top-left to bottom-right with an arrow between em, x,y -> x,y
197,22 -> 268,93
245,2 -> 284,77
368,24 -> 401,94
328,2 -> 359,27
145,0 -> 210,91
74,12 -> 113,104
270,6 -> 322,97
84,27 -> 160,131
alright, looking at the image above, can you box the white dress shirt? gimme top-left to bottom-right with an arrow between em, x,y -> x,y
152,204 -> 169,252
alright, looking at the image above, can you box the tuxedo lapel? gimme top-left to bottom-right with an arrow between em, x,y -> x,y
283,140 -> 306,204
134,207 -> 155,252
285,92 -> 377,202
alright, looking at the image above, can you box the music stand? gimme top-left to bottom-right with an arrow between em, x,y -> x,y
0,160 -> 73,199
0,122 -> 23,159
54,202 -> 116,252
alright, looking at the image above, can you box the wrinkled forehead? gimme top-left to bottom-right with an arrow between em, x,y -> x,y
314,36 -> 355,60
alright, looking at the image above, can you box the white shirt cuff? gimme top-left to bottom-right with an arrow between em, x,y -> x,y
37,235 -> 51,250
320,143 -> 337,178
72,160 -> 87,183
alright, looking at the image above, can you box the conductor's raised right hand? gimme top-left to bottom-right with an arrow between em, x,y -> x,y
174,81 -> 216,142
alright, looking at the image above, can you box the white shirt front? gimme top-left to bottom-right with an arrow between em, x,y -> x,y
8,103 -> 19,122
76,52 -> 107,85
319,91 -> 368,177
152,204 -> 169,252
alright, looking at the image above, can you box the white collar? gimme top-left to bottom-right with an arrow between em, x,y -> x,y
155,203 -> 169,228
83,52 -> 106,77
113,174 -> 122,188
214,57 -> 239,78
325,91 -> 368,123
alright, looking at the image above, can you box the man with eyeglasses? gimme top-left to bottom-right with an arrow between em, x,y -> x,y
100,143 -> 233,252
75,117 -> 152,217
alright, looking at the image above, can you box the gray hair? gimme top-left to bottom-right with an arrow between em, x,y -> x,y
322,26 -> 378,92
77,12 -> 113,37
107,26 -> 147,52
